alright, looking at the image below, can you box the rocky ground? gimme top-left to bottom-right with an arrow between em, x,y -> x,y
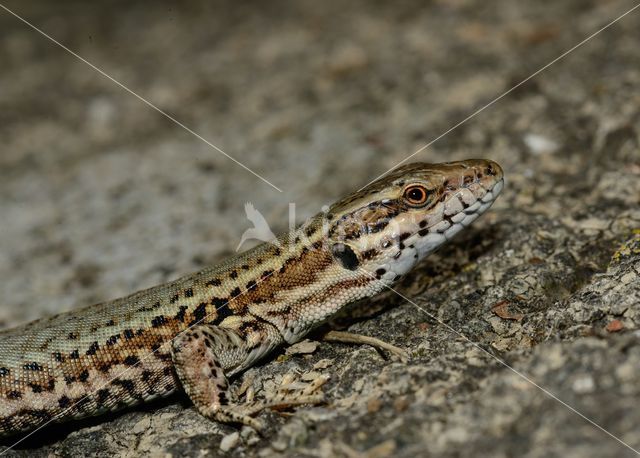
0,0 -> 639,456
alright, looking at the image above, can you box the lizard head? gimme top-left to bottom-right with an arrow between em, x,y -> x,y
326,159 -> 504,282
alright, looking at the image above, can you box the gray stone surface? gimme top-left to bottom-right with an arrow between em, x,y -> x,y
1,0 -> 639,456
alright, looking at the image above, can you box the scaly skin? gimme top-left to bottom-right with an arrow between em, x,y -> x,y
0,159 -> 504,436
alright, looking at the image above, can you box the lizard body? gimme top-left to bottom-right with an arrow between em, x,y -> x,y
0,159 -> 503,436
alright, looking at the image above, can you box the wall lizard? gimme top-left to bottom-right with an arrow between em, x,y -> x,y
0,159 -> 504,437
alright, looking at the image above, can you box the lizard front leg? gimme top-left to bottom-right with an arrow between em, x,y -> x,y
170,322 -> 325,431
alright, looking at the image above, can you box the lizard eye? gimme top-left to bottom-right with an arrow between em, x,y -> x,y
403,185 -> 429,207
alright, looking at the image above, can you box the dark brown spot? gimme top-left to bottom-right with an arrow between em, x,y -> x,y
76,396 -> 91,410
212,299 -> 233,322
238,321 -> 258,334
229,270 -> 238,279
106,335 -> 119,346
58,395 -> 71,408
368,219 -> 390,234
246,280 -> 257,291
29,383 -> 43,393
69,350 -> 80,360
184,288 -> 194,298
362,248 -> 378,260
151,315 -> 168,328
230,287 -> 241,298
418,228 -> 429,237
24,362 -> 43,371
114,379 -> 136,395
123,329 -> 135,340
332,243 -> 359,270
211,297 -> 227,308
7,390 -> 22,399
68,332 -> 79,340
175,305 -> 188,322
137,301 -> 162,312
97,389 -> 110,405
206,278 -> 222,287
0,367 -> 9,376
30,410 -> 52,421
191,302 -> 208,325
124,355 -> 140,366
78,370 -> 90,382
86,341 -> 99,356
170,294 -> 180,303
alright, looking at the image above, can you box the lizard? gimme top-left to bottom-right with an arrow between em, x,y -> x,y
0,159 -> 504,438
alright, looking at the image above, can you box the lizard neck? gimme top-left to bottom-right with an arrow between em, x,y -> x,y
201,214 -> 379,343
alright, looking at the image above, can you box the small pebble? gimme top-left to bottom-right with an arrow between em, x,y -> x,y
220,432 -> 240,452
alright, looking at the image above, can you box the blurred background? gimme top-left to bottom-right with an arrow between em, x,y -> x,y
1,0 -> 639,456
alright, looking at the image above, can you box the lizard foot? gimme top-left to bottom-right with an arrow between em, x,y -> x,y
214,372 -> 328,432
264,371 -> 329,409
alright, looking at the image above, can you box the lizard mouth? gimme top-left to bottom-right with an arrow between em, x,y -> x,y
438,175 -> 504,241
370,172 -> 504,283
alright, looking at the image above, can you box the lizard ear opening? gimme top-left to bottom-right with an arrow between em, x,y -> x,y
331,243 -> 360,271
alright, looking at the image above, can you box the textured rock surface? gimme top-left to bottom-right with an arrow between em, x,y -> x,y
1,0 -> 639,456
